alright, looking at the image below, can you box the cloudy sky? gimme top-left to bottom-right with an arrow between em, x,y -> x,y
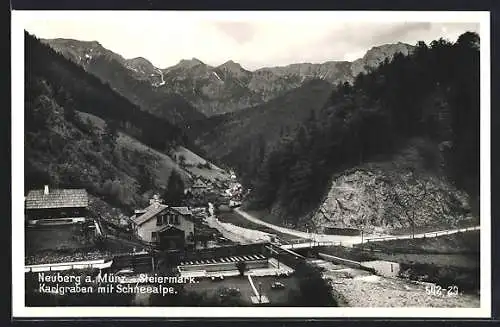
23,12 -> 481,70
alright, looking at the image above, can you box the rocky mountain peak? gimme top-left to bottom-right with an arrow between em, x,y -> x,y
127,56 -> 153,66
218,60 -> 246,73
362,42 -> 414,61
177,58 -> 205,69
351,42 -> 415,77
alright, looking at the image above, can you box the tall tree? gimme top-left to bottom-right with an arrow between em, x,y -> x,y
102,120 -> 119,150
163,170 -> 185,206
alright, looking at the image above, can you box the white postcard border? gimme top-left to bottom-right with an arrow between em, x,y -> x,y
11,10 -> 491,318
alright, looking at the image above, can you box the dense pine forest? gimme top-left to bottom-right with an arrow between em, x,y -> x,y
243,32 -> 480,226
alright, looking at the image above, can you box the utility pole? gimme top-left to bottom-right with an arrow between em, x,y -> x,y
150,245 -> 155,272
410,213 -> 415,239
361,214 -> 366,245
269,246 -> 280,269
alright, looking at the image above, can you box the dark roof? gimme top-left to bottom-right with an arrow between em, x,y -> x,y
171,206 -> 192,216
25,188 -> 88,209
131,203 -> 168,226
192,179 -> 208,188
132,204 -> 196,226
153,225 -> 183,234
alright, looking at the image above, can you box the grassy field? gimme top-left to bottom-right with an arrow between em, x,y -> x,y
78,111 -> 191,185
172,146 -> 231,182
316,246 -> 379,262
361,230 -> 480,254
368,252 -> 477,268
25,224 -> 93,254
388,217 -> 479,236
321,240 -> 479,269
25,223 -> 139,265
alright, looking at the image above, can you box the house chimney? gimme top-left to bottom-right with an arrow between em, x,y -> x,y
44,185 -> 49,195
149,194 -> 162,208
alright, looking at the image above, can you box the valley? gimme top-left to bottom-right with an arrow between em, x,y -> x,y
23,28 -> 481,309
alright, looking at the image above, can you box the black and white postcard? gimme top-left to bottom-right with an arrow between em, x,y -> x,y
11,10 -> 491,318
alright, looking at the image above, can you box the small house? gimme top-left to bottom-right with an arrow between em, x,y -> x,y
190,178 -> 211,196
130,196 -> 195,250
25,185 -> 89,223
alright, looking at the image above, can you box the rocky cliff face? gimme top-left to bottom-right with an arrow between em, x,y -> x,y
351,42 -> 414,76
43,38 -> 124,68
123,57 -> 164,86
306,141 -> 473,234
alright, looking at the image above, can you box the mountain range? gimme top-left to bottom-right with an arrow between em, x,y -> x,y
42,38 -> 414,117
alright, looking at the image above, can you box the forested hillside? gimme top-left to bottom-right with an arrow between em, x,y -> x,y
25,32 -> 194,216
243,32 -> 480,231
194,79 -> 334,182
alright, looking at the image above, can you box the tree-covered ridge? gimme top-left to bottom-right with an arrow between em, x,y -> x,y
245,32 -> 480,227
24,31 -> 192,215
25,31 -> 189,153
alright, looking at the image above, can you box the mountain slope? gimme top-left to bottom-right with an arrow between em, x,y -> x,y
41,38 -> 205,125
193,79 -> 334,184
25,32 -> 227,219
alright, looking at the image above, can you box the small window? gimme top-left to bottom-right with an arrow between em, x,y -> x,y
174,215 -> 180,225
151,232 -> 157,241
156,216 -> 162,226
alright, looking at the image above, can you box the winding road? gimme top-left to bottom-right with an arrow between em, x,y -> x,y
234,208 -> 480,247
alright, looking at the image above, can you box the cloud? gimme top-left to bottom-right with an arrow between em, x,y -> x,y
313,22 -> 480,62
212,21 -> 256,45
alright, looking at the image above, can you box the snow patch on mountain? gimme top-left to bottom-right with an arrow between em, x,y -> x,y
213,71 -> 222,81
154,68 -> 165,87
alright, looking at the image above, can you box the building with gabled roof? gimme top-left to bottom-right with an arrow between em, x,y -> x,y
25,185 -> 89,222
188,178 -> 213,196
130,196 -> 195,250
192,178 -> 209,189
